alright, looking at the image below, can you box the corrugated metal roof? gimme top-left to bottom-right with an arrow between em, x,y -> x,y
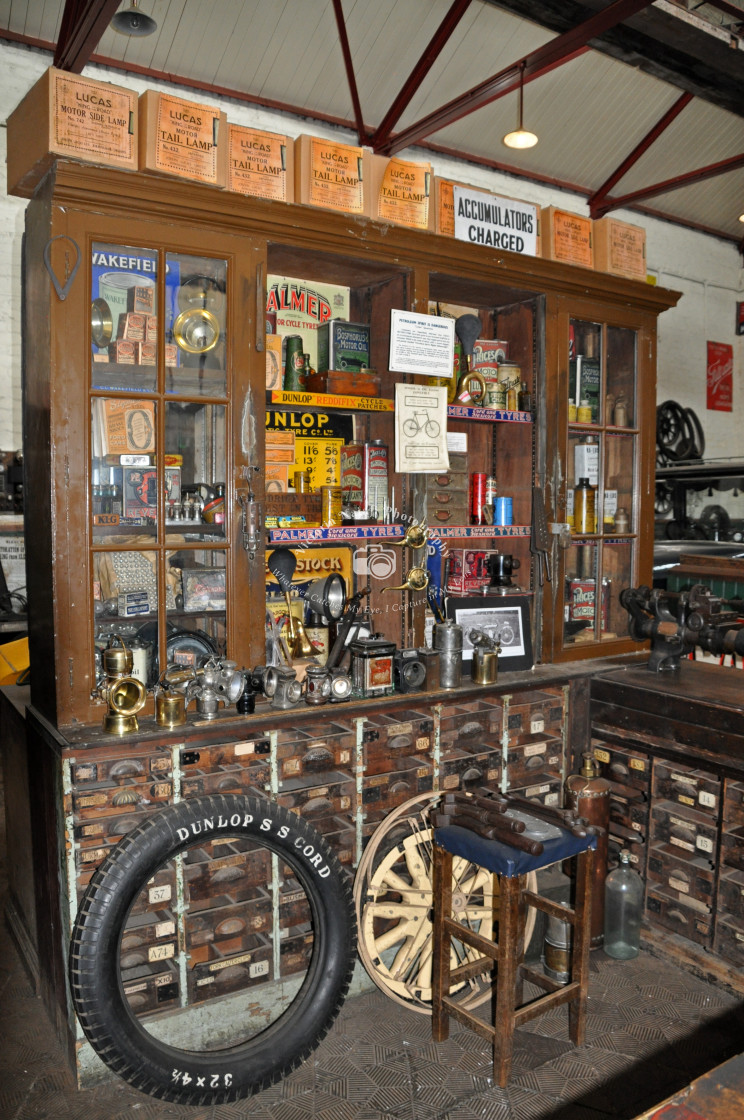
1,0 -> 742,241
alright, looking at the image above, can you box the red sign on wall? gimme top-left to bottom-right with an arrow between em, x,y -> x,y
706,341 -> 733,411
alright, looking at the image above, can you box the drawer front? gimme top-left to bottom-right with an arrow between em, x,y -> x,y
652,759 -> 720,818
591,740 -> 650,794
647,842 -> 715,909
650,801 -> 718,864
646,886 -> 713,947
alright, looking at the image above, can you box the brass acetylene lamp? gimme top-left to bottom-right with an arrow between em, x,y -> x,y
98,636 -> 146,735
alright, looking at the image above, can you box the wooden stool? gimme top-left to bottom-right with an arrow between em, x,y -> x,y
431,821 -> 596,1087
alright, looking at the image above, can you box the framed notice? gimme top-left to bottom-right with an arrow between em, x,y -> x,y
389,310 -> 454,377
706,341 -> 733,412
446,593 -> 533,670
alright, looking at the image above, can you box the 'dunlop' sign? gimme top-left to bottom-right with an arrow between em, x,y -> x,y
453,185 -> 538,256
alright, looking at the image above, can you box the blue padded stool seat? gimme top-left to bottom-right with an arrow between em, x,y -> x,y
431,819 -> 596,1088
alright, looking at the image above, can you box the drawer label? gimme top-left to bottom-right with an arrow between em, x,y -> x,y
670,836 -> 694,853
530,716 -> 545,734
629,758 -> 646,771
155,920 -> 176,938
594,749 -> 610,763
678,795 -> 695,807
250,960 -> 270,978
148,943 -> 175,962
415,737 -> 430,752
524,742 -> 547,758
209,951 -> 253,972
699,791 -> 717,809
696,836 -> 714,854
148,884 -> 172,904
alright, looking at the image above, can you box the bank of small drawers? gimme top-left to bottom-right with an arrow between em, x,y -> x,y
68,688 -> 571,1023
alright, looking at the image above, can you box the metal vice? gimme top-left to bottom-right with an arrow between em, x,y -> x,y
619,583 -> 744,672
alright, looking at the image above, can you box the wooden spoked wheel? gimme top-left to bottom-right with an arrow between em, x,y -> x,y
354,792 -> 537,1013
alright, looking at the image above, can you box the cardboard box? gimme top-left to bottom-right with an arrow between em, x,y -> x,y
445,548 -> 499,594
265,465 -> 289,493
593,217 -> 647,281
228,124 -> 294,201
294,134 -> 371,216
369,155 -> 433,231
139,91 -> 227,187
7,67 -> 137,198
541,206 -> 593,268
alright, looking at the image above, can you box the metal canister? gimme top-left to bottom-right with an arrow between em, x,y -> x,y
284,335 -> 306,390
470,473 -> 487,525
543,902 -> 571,984
349,633 -> 396,698
565,752 -> 611,947
494,496 -> 513,526
321,485 -> 343,527
156,691 -> 187,728
433,619 -> 463,690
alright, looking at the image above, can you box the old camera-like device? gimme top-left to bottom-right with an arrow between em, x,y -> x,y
393,648 -> 427,693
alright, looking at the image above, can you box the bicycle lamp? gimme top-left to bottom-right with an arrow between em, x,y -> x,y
302,574 -> 346,622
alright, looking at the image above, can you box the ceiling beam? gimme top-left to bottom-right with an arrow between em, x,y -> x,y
594,151 -> 744,216
381,0 -> 656,155
331,0 -> 368,145
371,0 -> 473,150
589,92 -> 694,217
54,0 -> 121,73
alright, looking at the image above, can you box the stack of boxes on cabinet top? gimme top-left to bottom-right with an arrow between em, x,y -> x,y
8,67 -> 649,277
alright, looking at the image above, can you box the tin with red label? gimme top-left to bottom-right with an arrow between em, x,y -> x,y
341,440 -> 388,521
469,473 -> 487,525
349,634 -> 395,698
568,578 -> 611,630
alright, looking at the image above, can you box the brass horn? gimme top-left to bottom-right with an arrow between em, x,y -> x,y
381,567 -> 430,593
390,523 -> 430,550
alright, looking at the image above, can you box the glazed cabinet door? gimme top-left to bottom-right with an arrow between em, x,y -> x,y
24,193 -> 263,727
543,295 -> 658,662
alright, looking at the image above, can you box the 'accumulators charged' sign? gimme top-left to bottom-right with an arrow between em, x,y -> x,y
453,185 -> 538,256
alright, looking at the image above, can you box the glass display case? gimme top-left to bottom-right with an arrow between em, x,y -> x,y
543,302 -> 658,661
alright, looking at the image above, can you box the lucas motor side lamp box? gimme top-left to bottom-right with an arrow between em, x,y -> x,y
294,134 -> 371,216
541,206 -> 593,269
7,67 -> 138,198
139,91 -> 228,187
228,125 -> 294,202
593,217 -> 647,282
368,155 -> 433,231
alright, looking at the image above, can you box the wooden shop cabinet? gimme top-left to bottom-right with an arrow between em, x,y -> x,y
19,161 -> 678,734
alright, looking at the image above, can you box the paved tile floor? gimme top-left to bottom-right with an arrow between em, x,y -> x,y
2,759 -> 743,1120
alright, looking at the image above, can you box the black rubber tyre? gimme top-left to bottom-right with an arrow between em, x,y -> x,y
69,795 -> 356,1104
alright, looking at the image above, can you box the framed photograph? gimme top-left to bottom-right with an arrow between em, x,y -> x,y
182,567 -> 226,613
446,593 -> 533,671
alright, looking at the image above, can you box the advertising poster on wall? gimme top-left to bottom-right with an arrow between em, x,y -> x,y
706,341 -> 733,412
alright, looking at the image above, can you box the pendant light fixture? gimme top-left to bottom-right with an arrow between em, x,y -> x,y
111,0 -> 157,37
503,62 -> 538,150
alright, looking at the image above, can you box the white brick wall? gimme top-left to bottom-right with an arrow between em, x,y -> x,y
1,40 -> 742,459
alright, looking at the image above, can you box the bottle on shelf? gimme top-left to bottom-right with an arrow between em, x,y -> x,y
604,849 -> 643,960
573,477 -> 596,535
305,611 -> 330,665
517,381 -> 533,414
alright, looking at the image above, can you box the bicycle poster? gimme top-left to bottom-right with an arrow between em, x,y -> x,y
394,382 -> 450,472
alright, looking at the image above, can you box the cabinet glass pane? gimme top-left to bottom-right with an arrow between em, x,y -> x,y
91,398 -> 157,544
600,539 -> 633,641
166,549 -> 226,666
606,326 -> 637,428
165,403 -> 225,544
563,542 -> 600,646
93,548 -> 169,681
604,432 -> 635,534
568,431 -> 600,533
165,254 -> 227,397
91,242 -> 158,393
568,319 -> 601,425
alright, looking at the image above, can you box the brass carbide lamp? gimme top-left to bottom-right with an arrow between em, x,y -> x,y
98,637 -> 146,735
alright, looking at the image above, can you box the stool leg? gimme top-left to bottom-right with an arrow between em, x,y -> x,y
568,847 -> 594,1046
432,842 -> 453,1043
513,873 -> 528,1009
493,874 -> 521,1088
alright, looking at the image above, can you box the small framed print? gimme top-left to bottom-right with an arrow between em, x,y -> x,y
446,593 -> 533,671
181,567 -> 226,613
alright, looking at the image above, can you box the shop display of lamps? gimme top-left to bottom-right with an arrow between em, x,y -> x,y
503,63 -> 538,150
268,550 -> 347,661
